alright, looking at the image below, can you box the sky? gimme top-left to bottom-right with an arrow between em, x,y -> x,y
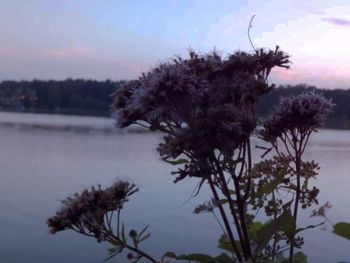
0,0 -> 350,89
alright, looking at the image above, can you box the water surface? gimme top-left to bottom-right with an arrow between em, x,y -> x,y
0,112 -> 349,262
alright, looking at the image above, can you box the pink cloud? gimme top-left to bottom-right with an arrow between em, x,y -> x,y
271,67 -> 295,82
47,47 -> 91,58
270,61 -> 350,89
322,17 -> 350,26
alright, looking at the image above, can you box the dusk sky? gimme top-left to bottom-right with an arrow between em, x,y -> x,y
1,0 -> 350,88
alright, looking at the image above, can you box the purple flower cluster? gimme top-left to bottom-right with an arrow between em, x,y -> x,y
260,92 -> 333,142
114,47 -> 290,163
47,181 -> 137,241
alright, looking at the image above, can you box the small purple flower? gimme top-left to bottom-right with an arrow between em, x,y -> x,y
260,92 -> 333,142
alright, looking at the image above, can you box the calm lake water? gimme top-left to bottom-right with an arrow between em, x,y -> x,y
0,112 -> 349,263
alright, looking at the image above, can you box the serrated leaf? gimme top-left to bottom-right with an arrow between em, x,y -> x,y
333,222 -> 350,240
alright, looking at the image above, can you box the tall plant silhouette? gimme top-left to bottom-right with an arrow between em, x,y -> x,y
48,47 -> 334,262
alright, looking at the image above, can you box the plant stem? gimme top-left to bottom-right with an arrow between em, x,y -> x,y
233,177 -> 252,258
208,176 -> 243,262
212,156 -> 248,259
289,137 -> 302,263
109,236 -> 159,263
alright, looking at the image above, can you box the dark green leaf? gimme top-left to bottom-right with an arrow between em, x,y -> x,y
281,211 -> 296,237
178,253 -> 217,262
295,222 -> 325,234
161,251 -> 178,262
257,172 -> 285,196
138,233 -> 151,243
214,199 -> 228,206
279,252 -> 307,263
121,223 -> 127,243
255,209 -> 294,253
103,252 -> 119,262
282,199 -> 294,211
161,252 -> 233,263
333,222 -> 350,240
292,252 -> 308,263
228,190 -> 236,195
104,247 -> 123,262
138,224 -> 150,239
162,158 -> 189,165
212,253 -> 234,263
218,234 -> 241,253
249,221 -> 263,240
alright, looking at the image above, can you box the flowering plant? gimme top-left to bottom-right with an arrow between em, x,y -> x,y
48,47 -> 345,263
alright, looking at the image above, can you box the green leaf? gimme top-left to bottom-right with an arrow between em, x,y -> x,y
279,252 -> 307,263
228,190 -> 236,195
217,234 -> 241,253
211,253 -> 234,263
138,224 -> 150,239
161,252 -> 233,263
162,158 -> 189,165
302,177 -> 309,190
333,222 -> 350,240
295,222 -> 325,234
138,233 -> 151,243
213,199 -> 228,206
257,172 -> 285,196
103,252 -> 119,262
161,251 -> 178,262
292,252 -> 308,263
178,253 -> 217,262
255,209 -> 295,253
281,212 -> 296,237
104,247 -> 123,262
249,221 -> 263,240
121,223 -> 127,243
282,199 -> 294,211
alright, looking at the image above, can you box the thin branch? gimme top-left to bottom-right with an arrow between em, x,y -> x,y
248,15 -> 257,51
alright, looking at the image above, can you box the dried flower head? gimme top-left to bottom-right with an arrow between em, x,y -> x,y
47,180 -> 138,241
260,92 -> 333,142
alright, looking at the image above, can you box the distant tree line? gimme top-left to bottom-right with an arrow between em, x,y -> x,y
0,80 -> 349,129
0,79 -> 123,116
